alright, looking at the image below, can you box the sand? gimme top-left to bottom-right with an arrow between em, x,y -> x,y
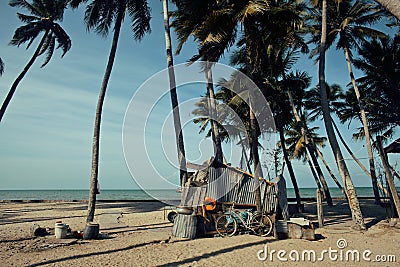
0,199 -> 399,266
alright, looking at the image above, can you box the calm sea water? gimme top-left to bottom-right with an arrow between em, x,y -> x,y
0,187 -> 376,201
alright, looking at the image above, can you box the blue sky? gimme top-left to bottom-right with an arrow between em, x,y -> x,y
0,1 -> 398,190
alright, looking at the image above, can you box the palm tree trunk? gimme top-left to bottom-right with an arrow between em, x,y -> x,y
390,166 -> 400,182
287,91 -> 333,205
249,107 -> 262,212
305,152 -> 323,191
0,57 -> 4,76
376,136 -> 400,217
163,0 -> 188,187
307,143 -> 333,205
278,123 -> 302,209
238,132 -> 252,174
319,0 -> 366,230
374,0 -> 400,20
332,119 -> 387,194
87,7 -> 124,223
343,46 -> 381,205
205,62 -> 223,164
315,147 -> 346,196
244,19 -> 262,212
0,30 -> 49,122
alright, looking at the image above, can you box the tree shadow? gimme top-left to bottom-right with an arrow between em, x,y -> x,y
109,225 -> 172,234
26,239 -> 167,267
0,214 -> 86,226
1,236 -> 35,243
0,201 -> 173,226
301,199 -> 387,229
156,238 -> 274,267
102,222 -> 172,234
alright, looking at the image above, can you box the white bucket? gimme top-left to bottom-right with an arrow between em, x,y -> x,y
55,223 -> 67,239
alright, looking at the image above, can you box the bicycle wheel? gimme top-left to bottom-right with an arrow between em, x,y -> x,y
215,214 -> 237,237
251,214 -> 273,237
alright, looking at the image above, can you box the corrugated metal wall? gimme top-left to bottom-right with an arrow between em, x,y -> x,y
181,166 -> 279,213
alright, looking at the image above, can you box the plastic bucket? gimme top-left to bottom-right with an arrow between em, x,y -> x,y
55,223 -> 67,239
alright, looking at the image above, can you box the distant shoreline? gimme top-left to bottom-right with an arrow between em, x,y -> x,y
0,196 -> 390,203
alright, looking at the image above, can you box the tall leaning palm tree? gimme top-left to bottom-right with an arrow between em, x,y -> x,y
0,0 -> 71,123
170,0 -> 235,165
314,0 -> 366,230
163,0 -> 188,186
310,0 -> 385,205
70,0 -> 151,223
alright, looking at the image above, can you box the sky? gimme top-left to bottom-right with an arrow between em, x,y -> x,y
0,1 -> 398,190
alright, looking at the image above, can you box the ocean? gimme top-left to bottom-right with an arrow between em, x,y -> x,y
0,187 -> 377,201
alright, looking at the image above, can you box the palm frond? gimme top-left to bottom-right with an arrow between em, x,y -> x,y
84,0 -> 113,37
41,35 -> 55,67
9,22 -> 42,47
16,12 -> 38,23
69,0 -> 88,9
238,0 -> 269,22
128,0 -> 151,40
9,0 -> 43,18
52,23 -> 72,57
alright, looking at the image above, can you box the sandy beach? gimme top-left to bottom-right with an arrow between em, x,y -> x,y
0,199 -> 399,266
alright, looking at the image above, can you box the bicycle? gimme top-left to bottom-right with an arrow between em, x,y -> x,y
215,203 -> 273,237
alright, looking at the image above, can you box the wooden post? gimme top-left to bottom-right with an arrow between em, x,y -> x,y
317,188 -> 324,227
376,136 -> 400,217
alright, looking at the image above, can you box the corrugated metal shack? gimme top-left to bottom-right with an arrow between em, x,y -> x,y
172,162 -> 289,238
181,166 -> 281,213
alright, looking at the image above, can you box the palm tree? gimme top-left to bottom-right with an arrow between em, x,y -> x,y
314,0 -> 366,229
70,0 -> 151,223
283,70 -> 334,205
376,136 -> 400,217
310,0 -> 385,205
0,58 -> 4,76
274,106 -> 303,209
314,146 -> 345,196
174,0 -> 309,211
305,83 -> 346,121
163,0 -> 188,186
222,0 -> 270,212
0,0 -> 71,122
352,36 -> 400,130
285,89 -> 333,206
305,83 -> 379,191
284,118 -> 326,190
170,0 -> 235,165
230,32 -> 308,209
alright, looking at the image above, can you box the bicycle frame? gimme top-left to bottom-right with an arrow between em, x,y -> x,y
224,205 -> 257,231
216,202 -> 273,237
